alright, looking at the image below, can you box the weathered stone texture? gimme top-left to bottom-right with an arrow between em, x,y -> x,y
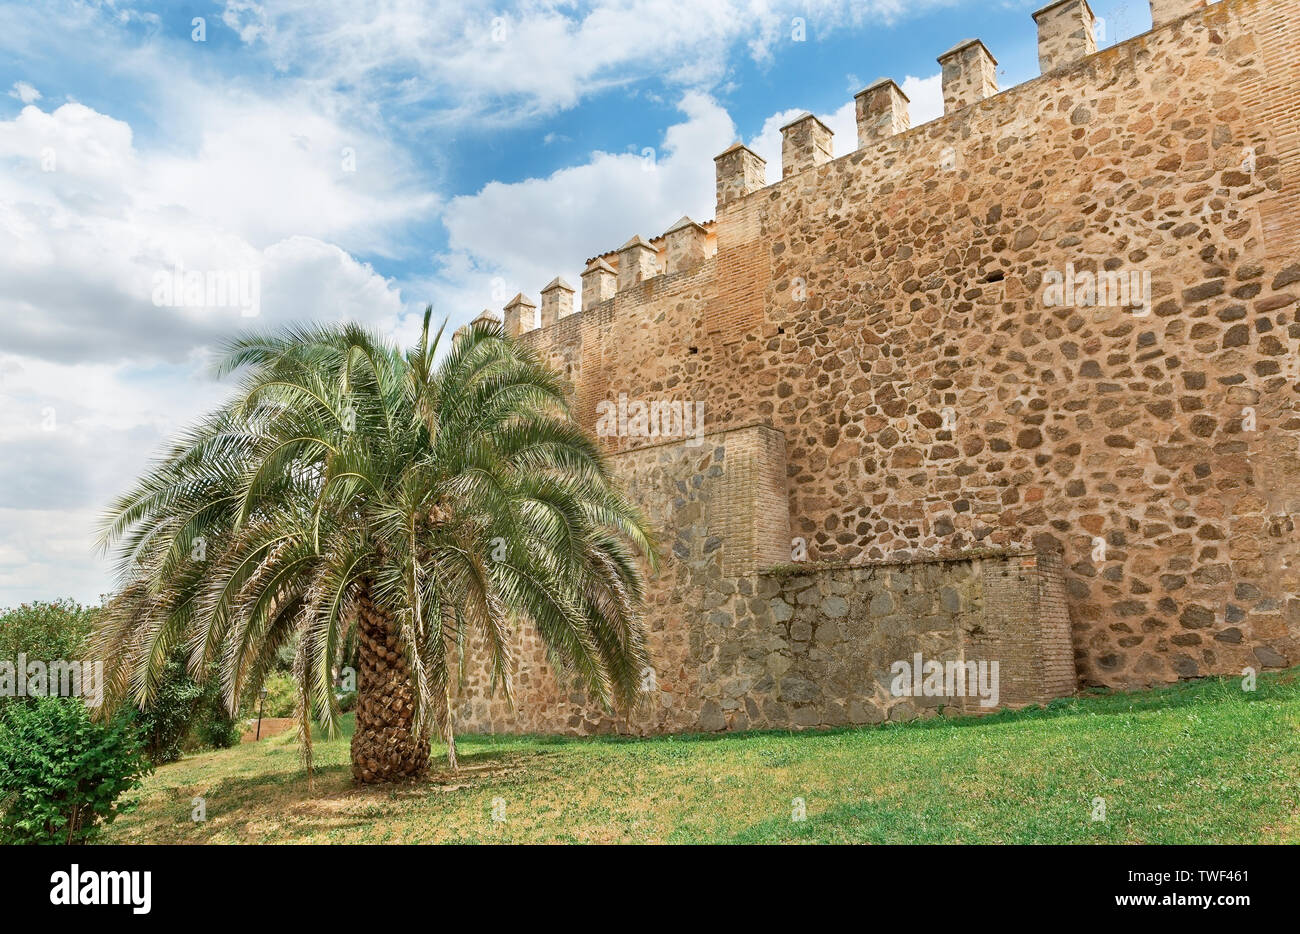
453,425 -> 785,734
452,427 -> 1074,734
502,292 -> 535,338
714,144 -> 766,209
539,277 -> 575,328
581,258 -> 616,312
616,236 -> 658,292
1151,0 -> 1207,29
855,79 -> 911,149
780,113 -> 833,178
458,0 -> 1300,733
663,216 -> 709,275
938,39 -> 998,114
1035,0 -> 1097,74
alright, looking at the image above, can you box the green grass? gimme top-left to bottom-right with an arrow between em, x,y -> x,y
103,669 -> 1300,844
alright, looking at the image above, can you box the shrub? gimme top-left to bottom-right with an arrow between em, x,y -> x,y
0,696 -> 150,844
138,651 -> 246,762
192,684 -> 241,750
0,601 -> 97,712
137,654 -> 205,764
0,600 -> 96,662
249,671 -> 298,718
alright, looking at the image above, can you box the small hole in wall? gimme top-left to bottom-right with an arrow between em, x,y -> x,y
777,326 -> 785,334
983,270 -> 1005,284
688,346 -> 699,354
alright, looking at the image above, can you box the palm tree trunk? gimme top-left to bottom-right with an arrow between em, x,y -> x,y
350,581 -> 430,783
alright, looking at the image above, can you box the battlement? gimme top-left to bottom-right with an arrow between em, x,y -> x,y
489,0 -> 1227,342
452,0 -> 1300,731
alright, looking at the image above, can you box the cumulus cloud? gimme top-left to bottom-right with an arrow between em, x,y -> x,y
8,81 -> 40,104
433,91 -> 735,316
902,73 -> 944,126
0,350 -> 233,603
0,53 -> 425,604
0,99 -> 420,365
221,0 -> 272,43
221,0 -> 963,126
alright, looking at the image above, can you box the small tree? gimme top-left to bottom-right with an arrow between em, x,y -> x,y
95,314 -> 657,783
136,651 -> 205,764
193,681 -> 242,750
0,696 -> 150,844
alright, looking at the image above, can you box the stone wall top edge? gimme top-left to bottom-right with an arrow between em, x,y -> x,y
759,0 -> 1250,195
518,256 -> 716,344
498,0 -> 1262,339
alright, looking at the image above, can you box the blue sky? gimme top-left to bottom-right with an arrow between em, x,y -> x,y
0,0 -> 1158,604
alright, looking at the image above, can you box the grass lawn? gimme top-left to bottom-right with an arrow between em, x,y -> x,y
104,669 -> 1300,844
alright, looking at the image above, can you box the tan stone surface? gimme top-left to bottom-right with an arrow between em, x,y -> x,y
459,0 -> 1300,733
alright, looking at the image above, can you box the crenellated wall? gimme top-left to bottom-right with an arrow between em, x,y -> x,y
455,0 -> 1300,733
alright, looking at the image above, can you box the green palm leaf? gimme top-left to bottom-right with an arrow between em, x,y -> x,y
94,310 -> 656,783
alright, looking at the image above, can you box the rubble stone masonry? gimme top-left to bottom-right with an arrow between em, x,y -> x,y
452,0 -> 1300,734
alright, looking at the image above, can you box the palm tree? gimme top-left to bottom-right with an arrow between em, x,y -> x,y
92,312 -> 656,783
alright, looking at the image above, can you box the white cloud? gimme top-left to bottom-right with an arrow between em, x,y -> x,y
902,73 -> 944,126
8,81 -> 40,104
434,91 -> 735,316
0,99 -> 420,365
221,0 -> 271,43
0,86 -> 421,604
223,0 -> 963,126
0,508 -> 115,604
0,350 -> 232,604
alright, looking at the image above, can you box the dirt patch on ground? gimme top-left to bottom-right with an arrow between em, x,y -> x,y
240,717 -> 297,743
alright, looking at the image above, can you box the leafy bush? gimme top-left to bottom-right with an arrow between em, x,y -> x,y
138,652 -> 245,763
0,600 -> 96,662
192,684 -> 242,750
137,654 -> 205,764
0,601 -> 97,712
0,696 -> 151,844
253,671 -> 298,718
337,690 -> 357,713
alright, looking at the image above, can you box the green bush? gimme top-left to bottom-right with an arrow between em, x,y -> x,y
0,600 -> 96,663
192,684 -> 242,750
137,654 -> 205,764
138,652 -> 245,763
250,671 -> 298,718
0,696 -> 151,844
0,601 -> 97,712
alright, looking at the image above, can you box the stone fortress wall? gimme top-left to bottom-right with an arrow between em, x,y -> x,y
451,0 -> 1300,735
